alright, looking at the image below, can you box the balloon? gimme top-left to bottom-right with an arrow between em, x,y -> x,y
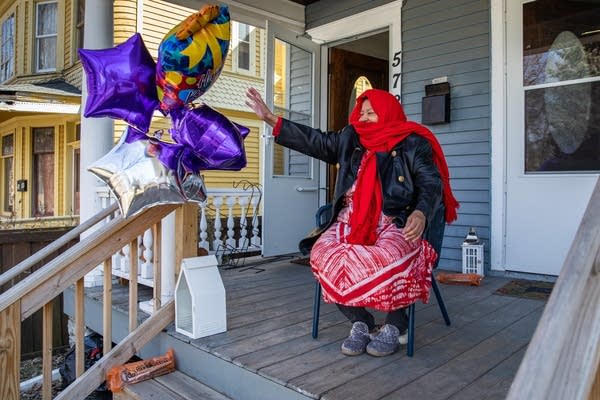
79,33 -> 159,133
156,5 -> 230,113
151,138 -> 208,203
175,156 -> 208,202
170,104 -> 247,170
88,126 -> 186,218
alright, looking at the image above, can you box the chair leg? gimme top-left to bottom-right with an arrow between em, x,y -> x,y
431,274 -> 451,326
312,282 -> 322,338
407,303 -> 415,357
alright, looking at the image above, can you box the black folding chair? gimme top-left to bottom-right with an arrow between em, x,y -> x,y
311,203 -> 451,357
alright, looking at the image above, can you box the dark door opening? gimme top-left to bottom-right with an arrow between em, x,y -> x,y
327,31 -> 389,201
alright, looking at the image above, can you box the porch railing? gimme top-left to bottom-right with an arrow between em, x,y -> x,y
0,203 -> 192,400
507,176 -> 600,400
97,184 -> 262,287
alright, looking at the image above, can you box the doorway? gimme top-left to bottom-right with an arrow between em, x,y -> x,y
326,32 -> 389,200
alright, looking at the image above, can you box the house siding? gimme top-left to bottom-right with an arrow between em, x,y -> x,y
64,0 -> 72,65
304,0 -> 491,271
115,0 -> 138,44
142,0 -> 190,54
1,0 -> 265,227
402,0 -> 490,271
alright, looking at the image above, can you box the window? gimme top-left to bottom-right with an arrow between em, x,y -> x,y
0,13 -> 14,82
348,77 -> 373,116
232,22 -> 256,74
72,124 -> 80,215
1,134 -> 14,213
72,147 -> 80,215
36,1 -> 58,72
522,0 -> 600,172
75,0 -> 85,54
32,127 -> 55,217
271,38 -> 313,177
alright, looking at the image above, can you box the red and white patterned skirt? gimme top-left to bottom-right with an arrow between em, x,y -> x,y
310,209 -> 437,312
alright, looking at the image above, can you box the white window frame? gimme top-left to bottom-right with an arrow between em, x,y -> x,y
68,123 -> 81,216
35,0 -> 58,73
232,21 -> 256,76
1,132 -> 15,214
0,12 -> 15,83
31,126 -> 56,217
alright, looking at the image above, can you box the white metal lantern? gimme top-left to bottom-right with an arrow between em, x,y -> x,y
461,227 -> 484,276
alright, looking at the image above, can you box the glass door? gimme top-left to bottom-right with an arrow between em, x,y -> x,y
261,21 -> 321,257
505,0 -> 600,274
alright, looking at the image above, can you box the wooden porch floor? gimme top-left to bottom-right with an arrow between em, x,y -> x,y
83,257 -> 547,400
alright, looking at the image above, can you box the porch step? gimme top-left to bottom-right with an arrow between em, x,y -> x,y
113,370 -> 232,400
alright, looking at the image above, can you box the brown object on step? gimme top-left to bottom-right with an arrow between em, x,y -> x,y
106,348 -> 176,392
436,272 -> 483,286
197,247 -> 209,257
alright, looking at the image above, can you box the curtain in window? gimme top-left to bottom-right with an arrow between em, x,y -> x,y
0,14 -> 14,82
32,128 -> 55,217
36,2 -> 57,71
2,134 -> 13,212
238,24 -> 250,70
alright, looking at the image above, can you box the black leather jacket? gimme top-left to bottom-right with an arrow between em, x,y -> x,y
275,119 -> 442,254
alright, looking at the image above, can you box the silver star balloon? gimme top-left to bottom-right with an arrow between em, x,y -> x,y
88,127 -> 187,218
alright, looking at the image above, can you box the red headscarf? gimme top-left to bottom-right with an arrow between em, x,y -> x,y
346,89 -> 459,245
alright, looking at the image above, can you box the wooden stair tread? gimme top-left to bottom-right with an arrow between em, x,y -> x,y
114,371 -> 231,400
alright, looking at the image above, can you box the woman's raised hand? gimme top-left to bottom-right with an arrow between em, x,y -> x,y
245,87 -> 278,127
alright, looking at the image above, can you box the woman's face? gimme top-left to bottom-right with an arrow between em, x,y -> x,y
358,99 -> 378,123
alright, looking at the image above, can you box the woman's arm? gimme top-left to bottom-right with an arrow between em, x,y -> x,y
404,137 -> 443,241
245,87 -> 278,127
246,87 -> 340,164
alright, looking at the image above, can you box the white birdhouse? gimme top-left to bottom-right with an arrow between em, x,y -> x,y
175,256 -> 227,339
461,227 -> 484,276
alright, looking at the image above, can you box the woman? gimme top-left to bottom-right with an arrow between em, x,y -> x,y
246,87 -> 459,357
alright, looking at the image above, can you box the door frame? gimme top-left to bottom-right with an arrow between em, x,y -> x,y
306,0 -> 404,205
307,1 -> 403,99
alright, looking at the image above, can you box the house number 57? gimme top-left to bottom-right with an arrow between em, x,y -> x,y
391,50 -> 402,101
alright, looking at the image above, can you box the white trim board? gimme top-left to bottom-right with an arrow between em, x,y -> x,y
490,0 -> 506,271
305,1 -> 403,45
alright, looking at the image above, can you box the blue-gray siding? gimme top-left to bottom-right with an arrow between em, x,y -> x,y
402,0 -> 491,271
306,0 -> 492,271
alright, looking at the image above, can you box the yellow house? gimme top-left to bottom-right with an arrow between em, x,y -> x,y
0,0 -> 265,230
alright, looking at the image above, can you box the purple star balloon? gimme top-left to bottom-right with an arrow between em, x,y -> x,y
79,33 -> 159,133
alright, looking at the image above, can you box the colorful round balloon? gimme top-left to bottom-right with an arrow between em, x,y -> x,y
156,4 -> 231,114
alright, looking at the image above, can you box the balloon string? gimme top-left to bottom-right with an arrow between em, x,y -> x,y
176,5 -> 220,40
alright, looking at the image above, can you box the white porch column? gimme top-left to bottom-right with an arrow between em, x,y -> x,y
160,212 -> 177,304
81,0 -> 114,287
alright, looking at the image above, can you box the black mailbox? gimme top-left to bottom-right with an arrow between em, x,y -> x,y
422,82 -> 450,125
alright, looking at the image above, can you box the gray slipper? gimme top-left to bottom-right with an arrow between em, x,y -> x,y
366,324 -> 401,357
341,321 -> 371,356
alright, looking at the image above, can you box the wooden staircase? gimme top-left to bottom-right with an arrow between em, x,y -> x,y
114,370 -> 231,400
0,203 -> 198,400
